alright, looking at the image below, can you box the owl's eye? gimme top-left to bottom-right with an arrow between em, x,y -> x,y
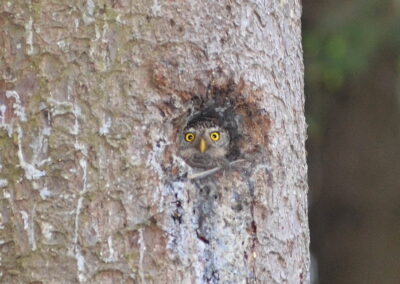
185,132 -> 195,142
210,132 -> 220,141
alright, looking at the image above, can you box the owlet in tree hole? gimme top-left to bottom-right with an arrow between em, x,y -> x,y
179,119 -> 230,169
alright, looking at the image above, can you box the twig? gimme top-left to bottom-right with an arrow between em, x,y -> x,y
188,159 -> 246,180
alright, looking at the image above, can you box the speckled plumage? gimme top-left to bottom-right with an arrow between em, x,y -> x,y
179,119 -> 230,169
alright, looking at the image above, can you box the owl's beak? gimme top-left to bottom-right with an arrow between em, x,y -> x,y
199,138 -> 207,153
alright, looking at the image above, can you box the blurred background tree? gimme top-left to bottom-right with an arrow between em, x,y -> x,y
303,0 -> 400,283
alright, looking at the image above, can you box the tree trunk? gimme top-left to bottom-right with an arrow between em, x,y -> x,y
0,1 -> 308,283
309,46 -> 400,284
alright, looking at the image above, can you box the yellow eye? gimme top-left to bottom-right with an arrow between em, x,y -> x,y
185,132 -> 195,142
210,132 -> 220,141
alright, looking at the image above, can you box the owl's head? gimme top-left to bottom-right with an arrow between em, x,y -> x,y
179,119 -> 230,169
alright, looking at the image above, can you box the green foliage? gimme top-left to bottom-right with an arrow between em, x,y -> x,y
303,0 -> 400,136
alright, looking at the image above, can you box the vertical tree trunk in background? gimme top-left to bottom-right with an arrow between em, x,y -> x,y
0,1 -> 308,283
309,52 -> 400,284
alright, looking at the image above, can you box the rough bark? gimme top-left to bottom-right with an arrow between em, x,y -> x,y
0,0 -> 308,283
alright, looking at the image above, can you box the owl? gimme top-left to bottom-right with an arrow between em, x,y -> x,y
179,119 -> 230,169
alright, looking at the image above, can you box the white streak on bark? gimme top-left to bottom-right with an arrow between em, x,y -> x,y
105,235 -> 117,263
41,222 -> 53,240
72,93 -> 88,282
21,211 -> 29,231
0,241 -> 2,277
6,91 -> 27,122
74,197 -> 86,282
72,104 -> 81,137
67,77 -> 73,101
20,209 -> 36,250
83,0 -> 95,25
240,5 -> 251,36
0,179 -> 8,188
79,159 -> 87,188
146,139 -> 166,179
37,158 -> 51,167
7,91 -> 46,180
94,24 -> 101,42
0,105 -> 6,124
17,125 -> 46,180
30,129 -> 50,171
138,228 -> 146,283
99,116 -> 111,136
151,0 -> 161,16
86,0 -> 94,16
74,156 -> 88,283
25,17 -> 34,55
74,19 -> 80,32
116,14 -> 125,25
57,40 -> 68,51
0,104 -> 12,137
101,22 -> 109,43
75,247 -> 86,283
39,187 -> 52,199
46,98 -> 74,116
3,191 -> 10,199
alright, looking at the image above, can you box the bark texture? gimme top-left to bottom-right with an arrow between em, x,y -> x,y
0,0 -> 308,283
